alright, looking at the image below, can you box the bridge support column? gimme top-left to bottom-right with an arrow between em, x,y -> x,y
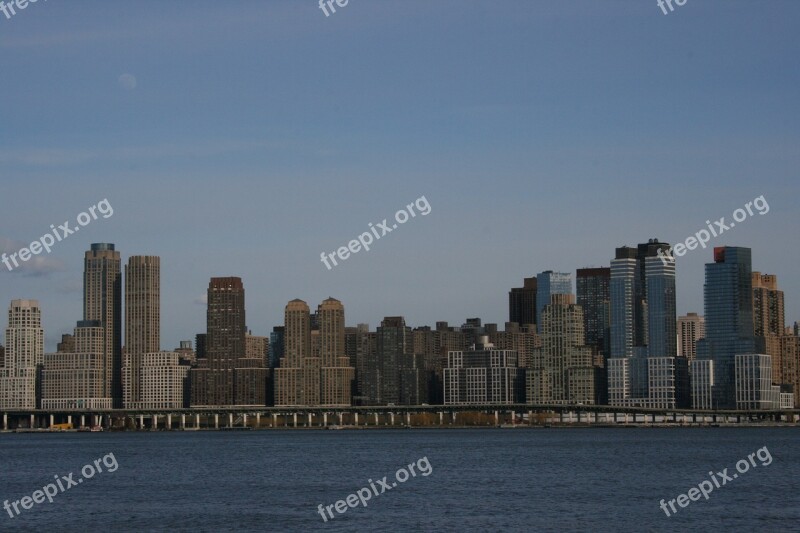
272,413 -> 277,427
293,413 -> 298,428
390,413 -> 394,425
494,411 -> 499,425
559,411 -> 564,423
228,413 -> 233,428
406,412 -> 411,426
243,414 -> 248,428
49,414 -> 54,428
452,412 -> 457,424
375,412 -> 379,425
181,414 -> 186,429
256,414 -> 261,428
30,414 -> 35,429
167,414 -> 172,430
80,415 -> 85,428
67,415 -> 72,427
214,414 -> 219,429
308,413 -> 312,427
338,412 -> 343,425
3,413 -> 7,430
323,413 -> 328,427
195,414 -> 200,429
439,412 -> 443,425
152,415 -> 157,430
354,413 -> 359,426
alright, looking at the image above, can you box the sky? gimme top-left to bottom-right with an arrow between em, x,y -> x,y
1,1 -> 798,352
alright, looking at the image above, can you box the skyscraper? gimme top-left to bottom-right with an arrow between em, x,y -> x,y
752,272 -> 785,384
609,240 -> 685,408
610,248 -> 637,359
375,316 -> 415,405
509,277 -> 537,327
576,267 -> 610,356
83,243 -> 122,407
535,271 -> 572,333
274,299 -> 316,406
191,277 -> 267,406
0,300 -> 44,410
445,336 -> 522,405
645,256 -> 676,358
696,247 -> 759,409
318,298 -> 354,406
527,294 -> 597,405
123,255 -> 160,409
678,313 -> 705,360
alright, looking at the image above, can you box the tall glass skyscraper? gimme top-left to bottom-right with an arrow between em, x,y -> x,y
645,256 -> 676,358
610,250 -> 637,359
535,271 -> 572,333
576,267 -> 610,356
696,247 -> 758,409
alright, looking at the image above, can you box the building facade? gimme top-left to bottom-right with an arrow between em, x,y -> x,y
0,300 -> 44,410
83,243 -> 122,407
444,337 -> 522,405
123,255 -> 160,409
535,271 -> 572,333
678,313 -> 705,360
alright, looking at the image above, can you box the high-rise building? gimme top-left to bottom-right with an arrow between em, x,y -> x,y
526,294 -> 597,405
0,300 -> 44,409
190,277 -> 267,406
752,272 -> 785,384
645,256 -> 677,358
375,316 -> 415,405
610,248 -> 637,359
274,299 -> 328,407
123,255 -> 160,409
535,271 -> 572,333
678,313 -> 705,360
576,267 -> 610,356
0,344 -> 4,368
42,320 -> 111,410
269,327 -> 285,369
696,247 -> 760,409
509,277 -> 537,327
136,352 -> 190,409
608,240 -> 686,408
318,298 -> 354,406
83,243 -> 122,407
444,336 -> 522,405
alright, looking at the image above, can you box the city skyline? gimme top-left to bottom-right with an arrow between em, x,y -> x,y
0,237 -> 798,352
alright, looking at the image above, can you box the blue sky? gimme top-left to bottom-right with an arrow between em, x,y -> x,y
1,1 -> 798,351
